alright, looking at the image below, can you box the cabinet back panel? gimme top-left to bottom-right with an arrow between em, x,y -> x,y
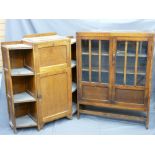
82,85 -> 108,100
15,103 -> 29,117
39,46 -> 67,67
9,49 -> 33,69
115,88 -> 144,104
12,76 -> 35,95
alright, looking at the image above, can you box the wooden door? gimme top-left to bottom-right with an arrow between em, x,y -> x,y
77,36 -> 112,102
112,37 -> 153,110
34,40 -> 72,126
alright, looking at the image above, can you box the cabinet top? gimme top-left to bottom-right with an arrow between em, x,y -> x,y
22,35 -> 76,44
76,32 -> 155,38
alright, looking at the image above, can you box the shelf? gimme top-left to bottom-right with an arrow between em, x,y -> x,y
82,52 -> 109,56
116,51 -> 147,57
116,68 -> 146,75
82,67 -> 109,72
16,115 -> 37,128
2,44 -> 32,50
71,60 -> 76,68
72,82 -> 77,93
11,67 -> 34,76
13,92 -> 36,104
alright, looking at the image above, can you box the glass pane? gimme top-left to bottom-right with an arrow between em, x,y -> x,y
137,41 -> 147,86
82,71 -> 89,81
137,75 -> 145,86
101,40 -> 109,84
101,56 -> 109,72
116,41 -> 125,56
101,72 -> 109,83
126,74 -> 134,85
92,55 -> 98,70
115,41 -> 125,85
92,71 -> 98,82
127,57 -> 135,74
101,40 -> 109,54
91,55 -> 99,82
139,41 -> 148,56
127,41 -> 136,55
91,40 -> 99,54
116,74 -> 124,85
138,57 -> 147,74
82,40 -> 89,53
82,55 -> 89,69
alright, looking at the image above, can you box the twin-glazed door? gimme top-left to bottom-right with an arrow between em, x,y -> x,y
79,37 -> 149,105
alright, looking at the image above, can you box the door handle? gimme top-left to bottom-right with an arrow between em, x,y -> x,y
37,93 -> 42,101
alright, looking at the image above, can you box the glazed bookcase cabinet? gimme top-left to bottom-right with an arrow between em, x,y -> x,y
1,33 -> 75,133
76,32 -> 154,128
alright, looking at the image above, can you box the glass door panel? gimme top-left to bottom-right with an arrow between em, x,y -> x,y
81,39 -> 110,84
115,40 -> 148,86
115,41 -> 125,85
101,40 -> 109,84
137,41 -> 148,86
91,40 -> 99,82
82,40 -> 89,81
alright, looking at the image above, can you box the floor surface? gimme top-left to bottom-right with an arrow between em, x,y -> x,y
1,72 -> 155,135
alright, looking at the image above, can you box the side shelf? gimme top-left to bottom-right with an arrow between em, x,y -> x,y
13,92 -> 36,104
11,67 -> 34,76
16,115 -> 37,128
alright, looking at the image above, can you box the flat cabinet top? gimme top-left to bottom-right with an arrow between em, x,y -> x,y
2,43 -> 33,50
22,35 -> 76,44
76,32 -> 155,37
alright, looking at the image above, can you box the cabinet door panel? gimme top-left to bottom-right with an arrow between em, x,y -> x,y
82,85 -> 108,101
115,40 -> 148,86
113,39 -> 148,104
39,70 -> 70,122
38,45 -> 68,67
80,38 -> 110,101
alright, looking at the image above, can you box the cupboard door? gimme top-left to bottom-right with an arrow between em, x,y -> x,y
114,40 -> 148,104
38,69 -> 71,123
35,42 -> 71,125
80,39 -> 110,101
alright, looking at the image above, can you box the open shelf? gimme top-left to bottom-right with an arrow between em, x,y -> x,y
71,60 -> 76,68
72,82 -> 77,93
13,92 -> 36,104
16,115 -> 37,128
2,44 -> 32,50
11,67 -> 34,76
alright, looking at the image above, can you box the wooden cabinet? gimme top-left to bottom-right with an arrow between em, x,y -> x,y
76,32 -> 154,128
1,33 -> 75,132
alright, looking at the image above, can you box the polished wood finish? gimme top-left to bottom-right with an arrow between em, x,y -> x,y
1,33 -> 74,132
76,32 -> 154,128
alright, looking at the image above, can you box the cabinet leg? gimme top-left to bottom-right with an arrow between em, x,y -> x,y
67,114 -> 73,120
13,128 -> 17,134
145,112 -> 149,129
77,103 -> 80,119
